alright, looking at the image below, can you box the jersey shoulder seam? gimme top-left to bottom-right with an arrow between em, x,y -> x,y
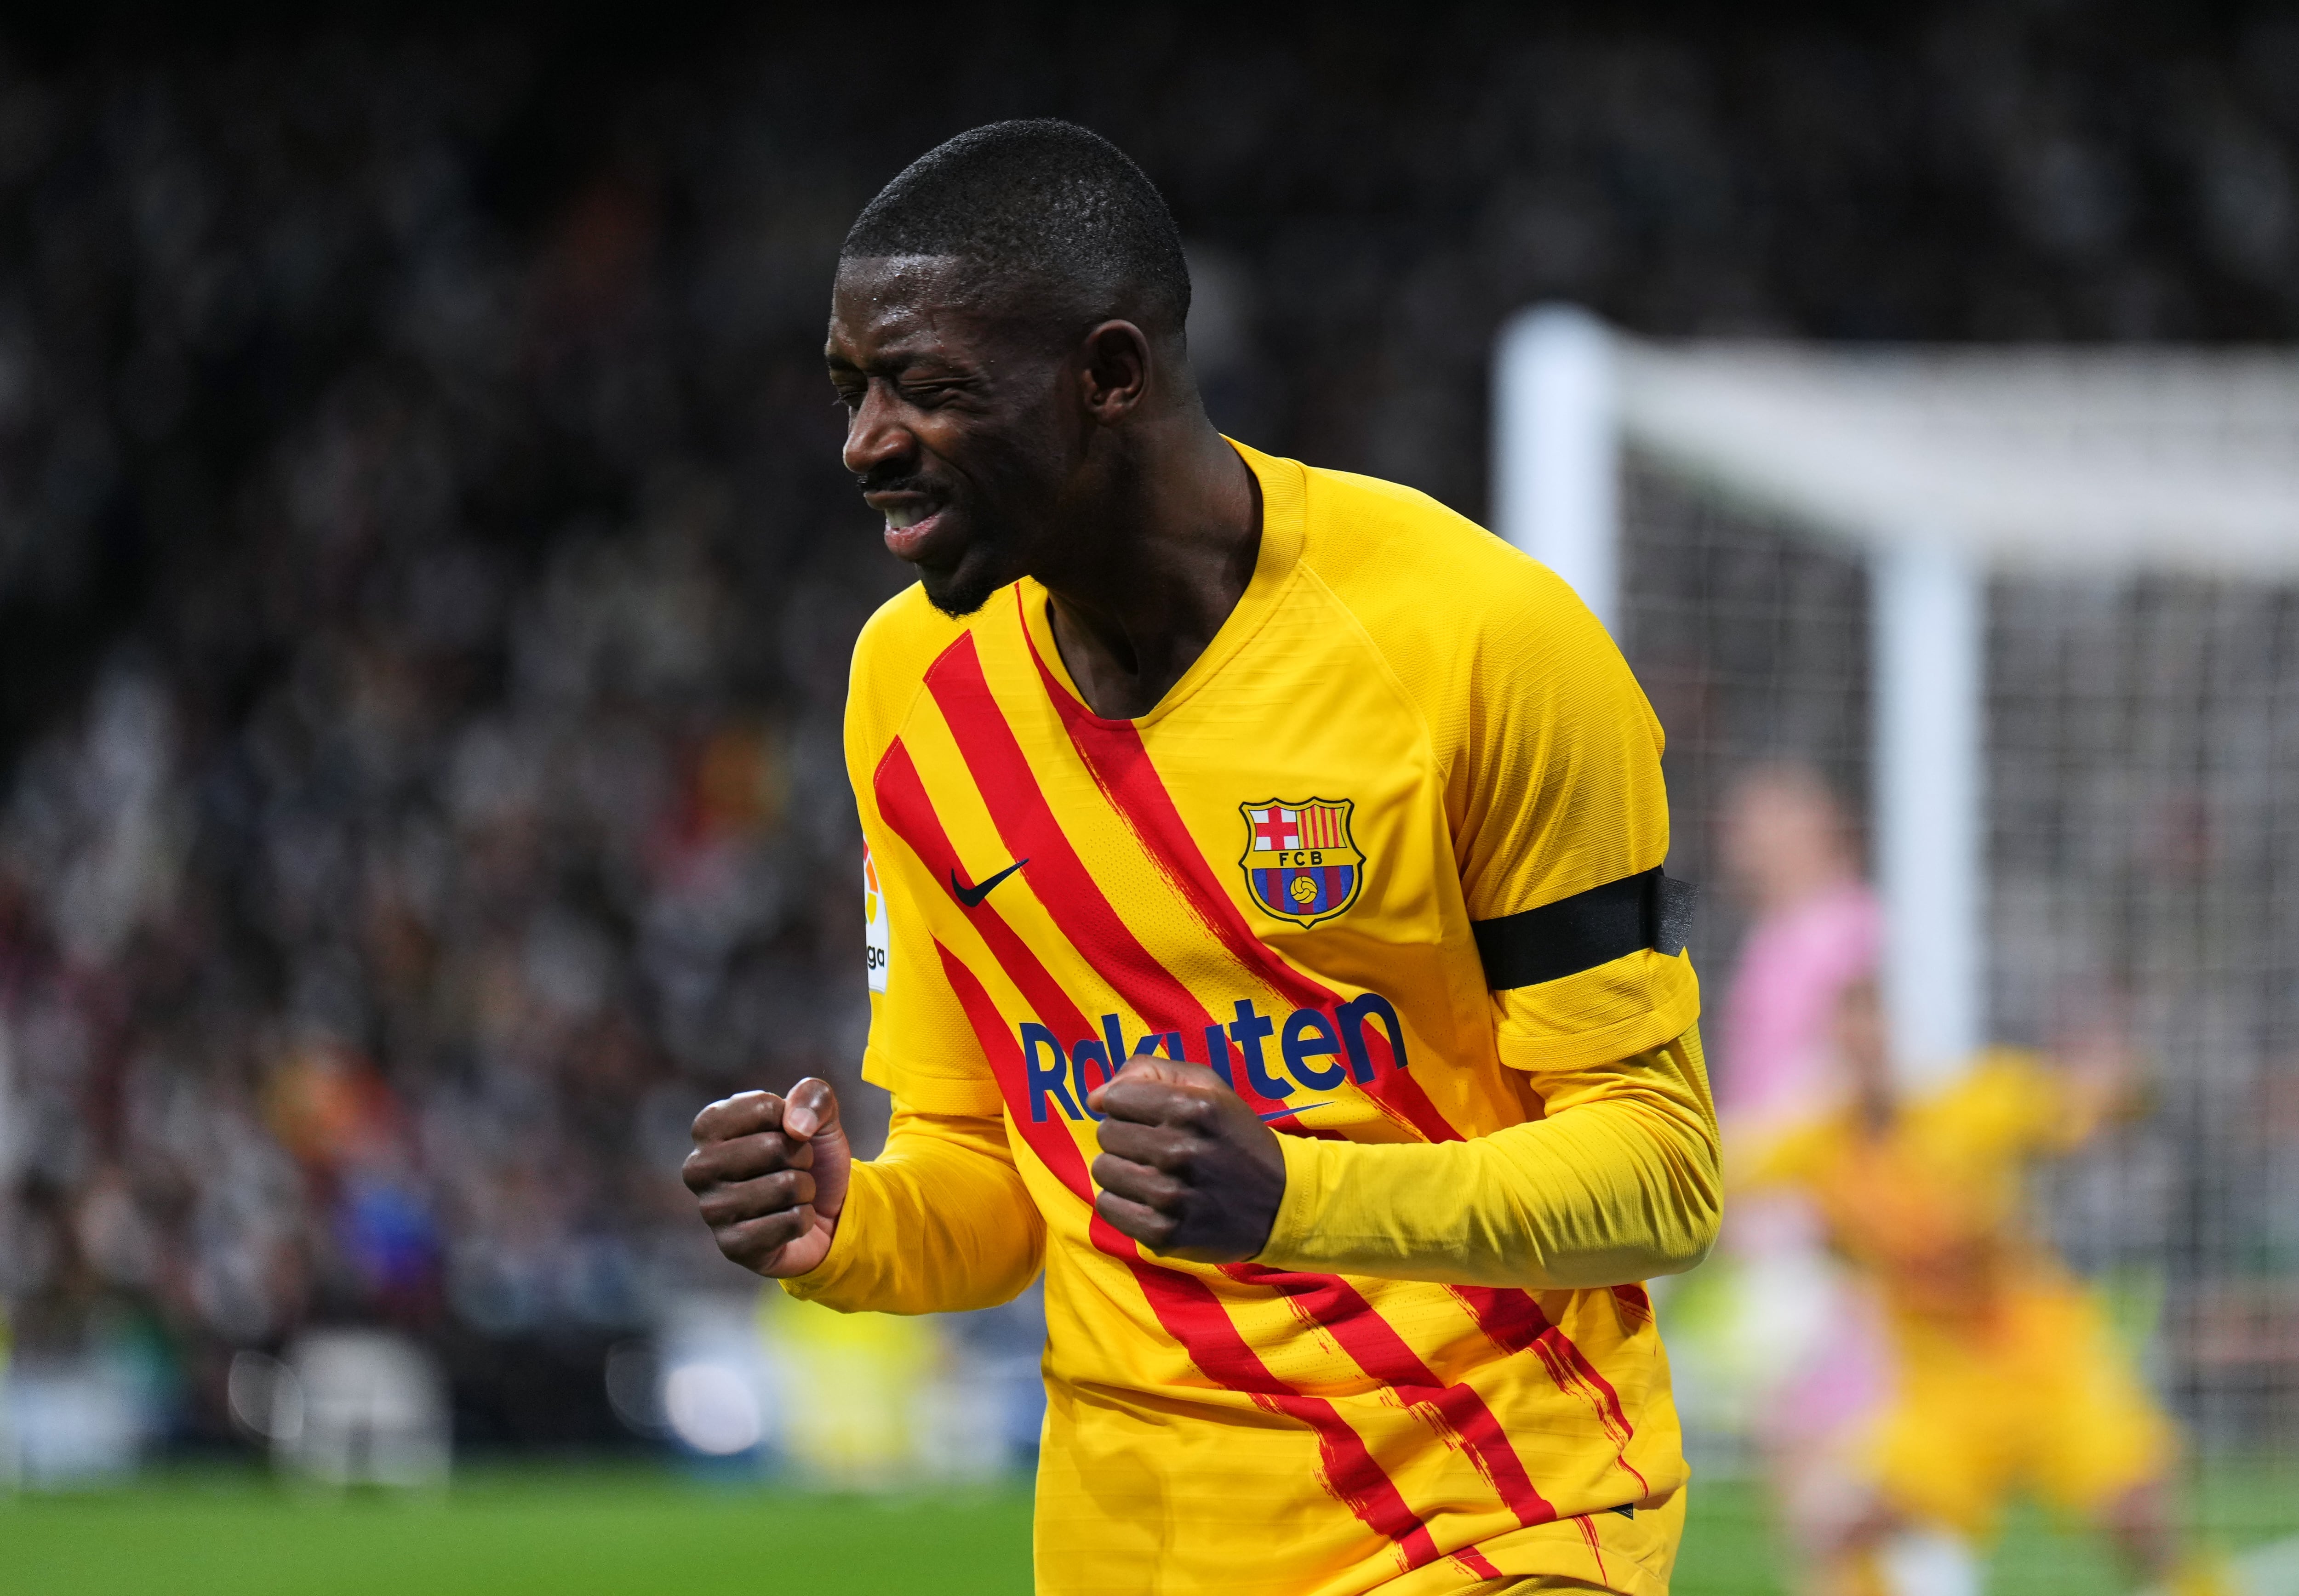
1292,468 -> 1521,793
1290,551 -> 1453,793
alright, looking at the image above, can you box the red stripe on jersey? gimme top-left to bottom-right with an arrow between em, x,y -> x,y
877,738 -> 1103,1056
1126,1264 -> 1448,1574
934,942 -> 1117,1221
1575,1515 -> 1612,1585
922,632 -> 1311,1134
1017,606 -> 1461,1145
1452,1285 -> 1649,1498
1231,1264 -> 1556,1529
1455,1547 -> 1506,1579
936,936 -> 1448,1572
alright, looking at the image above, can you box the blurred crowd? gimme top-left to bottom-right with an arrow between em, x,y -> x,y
0,5 -> 2296,1460
0,27 -> 889,1455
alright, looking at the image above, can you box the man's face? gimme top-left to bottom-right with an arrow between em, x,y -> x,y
826,256 -> 1077,616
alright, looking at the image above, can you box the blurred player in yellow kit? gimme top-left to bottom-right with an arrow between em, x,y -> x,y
1750,980 -> 2223,1596
679,120 -> 1722,1594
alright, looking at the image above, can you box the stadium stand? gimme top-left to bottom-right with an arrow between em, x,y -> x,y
0,5 -> 2294,1462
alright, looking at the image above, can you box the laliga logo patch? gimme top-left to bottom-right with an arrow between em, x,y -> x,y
864,845 -> 890,992
1239,798 -> 1364,928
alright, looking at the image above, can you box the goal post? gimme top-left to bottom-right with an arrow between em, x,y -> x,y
1494,306 -> 2299,1084
1495,307 -> 1996,1076
1870,538 -> 1984,1085
1492,306 -> 2299,1527
1494,304 -> 1622,634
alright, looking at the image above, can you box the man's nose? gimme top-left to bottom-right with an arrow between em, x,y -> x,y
842,383 -> 914,479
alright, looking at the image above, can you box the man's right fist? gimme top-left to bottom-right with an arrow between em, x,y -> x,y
683,1078 -> 850,1278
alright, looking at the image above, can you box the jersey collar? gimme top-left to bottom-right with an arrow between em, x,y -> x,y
1017,438 -> 1307,729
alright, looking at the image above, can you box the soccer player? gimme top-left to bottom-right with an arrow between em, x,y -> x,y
1748,980 -> 2212,1596
682,120 -> 1721,1595
1709,767 -> 1897,1594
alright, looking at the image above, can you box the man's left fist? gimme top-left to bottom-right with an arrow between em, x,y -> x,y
1088,1057 -> 1287,1262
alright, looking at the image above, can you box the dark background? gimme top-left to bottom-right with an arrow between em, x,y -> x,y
1,1 -> 2294,1454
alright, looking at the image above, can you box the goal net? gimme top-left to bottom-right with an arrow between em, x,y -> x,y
1496,309 -> 2299,1577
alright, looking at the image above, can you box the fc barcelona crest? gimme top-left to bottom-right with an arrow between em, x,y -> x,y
1239,798 -> 1365,928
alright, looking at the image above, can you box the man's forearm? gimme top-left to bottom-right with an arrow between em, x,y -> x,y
1251,1026 -> 1721,1288
783,1106 -> 1046,1314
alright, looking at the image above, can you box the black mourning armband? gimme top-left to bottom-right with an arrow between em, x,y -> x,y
1470,867 -> 1697,991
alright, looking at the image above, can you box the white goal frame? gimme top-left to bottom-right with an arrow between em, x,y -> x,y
1493,304 -> 2299,1084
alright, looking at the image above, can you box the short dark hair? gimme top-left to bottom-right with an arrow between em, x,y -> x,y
841,119 -> 1190,335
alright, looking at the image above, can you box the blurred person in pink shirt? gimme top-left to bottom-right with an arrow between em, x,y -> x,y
1712,765 -> 1895,1595
1719,764 -> 1880,1150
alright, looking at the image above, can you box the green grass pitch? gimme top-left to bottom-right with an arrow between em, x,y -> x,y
1,1465 -> 2291,1595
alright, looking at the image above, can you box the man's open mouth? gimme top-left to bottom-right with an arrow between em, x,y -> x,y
876,498 -> 949,561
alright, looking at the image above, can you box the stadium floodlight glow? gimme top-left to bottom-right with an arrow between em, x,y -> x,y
661,1360 -> 764,1456
1491,311 -> 2299,1077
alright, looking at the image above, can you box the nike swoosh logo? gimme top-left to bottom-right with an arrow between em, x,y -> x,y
1261,1102 -> 1329,1120
950,858 -> 1028,908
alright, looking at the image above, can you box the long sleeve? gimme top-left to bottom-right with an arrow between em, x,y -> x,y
1253,1024 -> 1721,1289
782,1096 -> 1047,1316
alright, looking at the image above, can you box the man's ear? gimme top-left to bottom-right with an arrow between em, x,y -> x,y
1079,320 -> 1152,425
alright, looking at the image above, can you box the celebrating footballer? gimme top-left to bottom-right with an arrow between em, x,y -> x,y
684,120 -> 1721,1596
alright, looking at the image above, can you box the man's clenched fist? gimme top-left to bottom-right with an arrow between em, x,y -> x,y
683,1078 -> 850,1278
1089,1057 -> 1287,1263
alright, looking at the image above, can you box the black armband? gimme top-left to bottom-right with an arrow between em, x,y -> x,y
1470,867 -> 1696,991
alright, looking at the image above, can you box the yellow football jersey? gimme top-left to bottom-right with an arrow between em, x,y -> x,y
798,442 -> 1708,1596
1750,1054 -> 2173,1531
1752,1052 -> 2100,1331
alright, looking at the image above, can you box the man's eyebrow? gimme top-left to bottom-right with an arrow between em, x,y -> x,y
826,343 -> 972,379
